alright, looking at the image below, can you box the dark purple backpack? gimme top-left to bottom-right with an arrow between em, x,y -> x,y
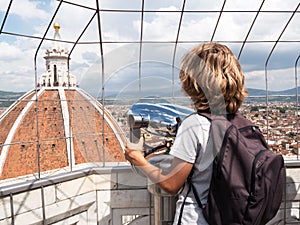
178,112 -> 285,225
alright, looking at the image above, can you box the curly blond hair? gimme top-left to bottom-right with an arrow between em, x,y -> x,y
180,42 -> 248,114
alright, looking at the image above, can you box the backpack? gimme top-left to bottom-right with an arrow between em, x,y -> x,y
178,111 -> 285,225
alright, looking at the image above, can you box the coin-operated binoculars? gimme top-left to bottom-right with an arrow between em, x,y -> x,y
128,114 -> 149,143
128,114 -> 177,225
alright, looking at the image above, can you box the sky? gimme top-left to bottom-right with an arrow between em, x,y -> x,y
0,0 -> 299,97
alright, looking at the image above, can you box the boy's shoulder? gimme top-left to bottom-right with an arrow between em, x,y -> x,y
182,112 -> 211,126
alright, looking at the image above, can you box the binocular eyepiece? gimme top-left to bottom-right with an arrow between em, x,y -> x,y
128,114 -> 150,129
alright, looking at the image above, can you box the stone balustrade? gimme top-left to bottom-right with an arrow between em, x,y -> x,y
0,161 -> 299,225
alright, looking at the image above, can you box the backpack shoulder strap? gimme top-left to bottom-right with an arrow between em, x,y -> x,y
227,112 -> 255,129
197,110 -> 249,125
177,144 -> 204,225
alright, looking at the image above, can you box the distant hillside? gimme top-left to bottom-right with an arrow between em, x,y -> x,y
105,87 -> 300,99
1,86 -> 300,107
248,87 -> 300,96
0,90 -> 25,107
246,87 -> 300,102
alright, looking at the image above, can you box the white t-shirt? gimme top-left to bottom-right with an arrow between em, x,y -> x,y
170,113 -> 213,225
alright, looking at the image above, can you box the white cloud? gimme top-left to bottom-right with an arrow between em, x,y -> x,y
0,0 -> 48,20
245,67 -> 297,91
138,6 -> 182,41
0,42 -> 23,60
0,38 -> 41,92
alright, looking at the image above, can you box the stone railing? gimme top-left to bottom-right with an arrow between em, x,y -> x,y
0,161 -> 299,225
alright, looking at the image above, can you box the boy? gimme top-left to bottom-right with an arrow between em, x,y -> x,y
124,42 -> 248,224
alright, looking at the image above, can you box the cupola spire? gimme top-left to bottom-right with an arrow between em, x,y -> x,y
38,21 -> 77,88
53,19 -> 61,40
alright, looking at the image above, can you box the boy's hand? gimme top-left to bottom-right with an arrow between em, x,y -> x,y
124,137 -> 146,166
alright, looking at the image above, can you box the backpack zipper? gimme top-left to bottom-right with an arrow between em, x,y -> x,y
239,125 -> 259,132
217,124 -> 235,177
250,149 -> 267,196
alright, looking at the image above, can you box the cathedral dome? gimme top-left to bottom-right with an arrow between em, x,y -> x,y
0,23 -> 126,180
0,88 -> 126,180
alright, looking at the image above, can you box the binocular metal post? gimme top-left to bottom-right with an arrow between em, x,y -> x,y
128,114 -> 177,225
148,155 -> 177,225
